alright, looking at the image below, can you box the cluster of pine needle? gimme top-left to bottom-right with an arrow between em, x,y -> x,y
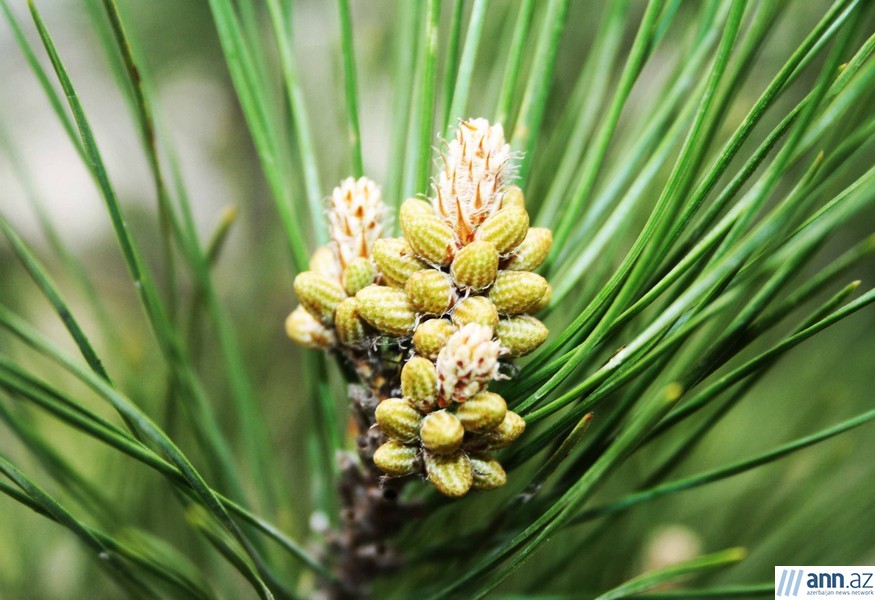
0,0 -> 873,599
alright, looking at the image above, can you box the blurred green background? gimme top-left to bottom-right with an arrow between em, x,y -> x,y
0,0 -> 873,597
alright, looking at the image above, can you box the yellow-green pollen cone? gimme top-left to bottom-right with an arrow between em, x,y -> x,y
286,119 -> 554,498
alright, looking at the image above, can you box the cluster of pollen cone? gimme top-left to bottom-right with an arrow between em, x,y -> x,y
286,119 -> 552,497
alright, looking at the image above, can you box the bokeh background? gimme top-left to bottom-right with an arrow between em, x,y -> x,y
1,0 -> 873,597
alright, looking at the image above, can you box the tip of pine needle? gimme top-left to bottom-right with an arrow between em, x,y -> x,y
220,204 -> 239,224
725,547 -> 749,562
663,383 -> 684,403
